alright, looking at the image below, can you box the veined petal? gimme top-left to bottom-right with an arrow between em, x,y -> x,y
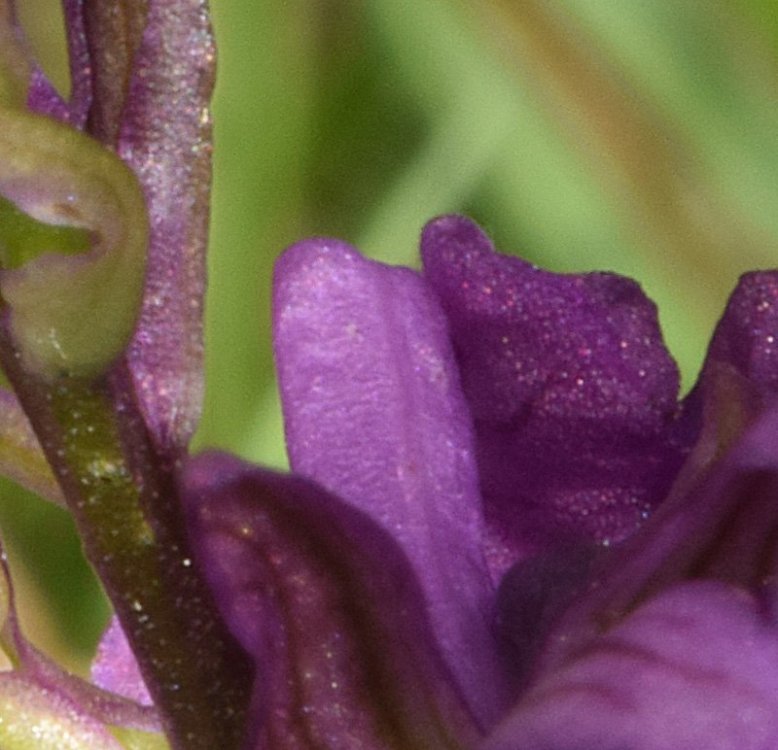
421,215 -> 687,574
273,238 -> 508,726
118,0 -> 215,452
182,452 -> 480,750
484,583 -> 778,750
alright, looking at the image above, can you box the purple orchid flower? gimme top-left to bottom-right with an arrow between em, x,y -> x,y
181,214 -> 778,749
1,1 -> 778,748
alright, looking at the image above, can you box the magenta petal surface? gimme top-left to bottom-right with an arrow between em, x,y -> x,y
91,616 -> 153,707
118,0 -> 215,452
273,238 -> 507,727
489,405 -> 778,749
531,404 -> 778,666
421,215 -> 687,573
485,582 -> 778,750
182,452 -> 479,750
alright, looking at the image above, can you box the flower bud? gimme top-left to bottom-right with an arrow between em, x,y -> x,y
0,108 -> 148,380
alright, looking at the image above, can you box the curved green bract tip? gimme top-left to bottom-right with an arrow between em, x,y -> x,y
0,109 -> 148,380
0,196 -> 91,269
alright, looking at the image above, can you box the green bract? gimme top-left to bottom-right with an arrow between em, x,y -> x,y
0,108 -> 148,380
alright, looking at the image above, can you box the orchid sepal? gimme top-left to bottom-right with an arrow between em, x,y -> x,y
182,451 -> 482,750
273,236 -> 511,727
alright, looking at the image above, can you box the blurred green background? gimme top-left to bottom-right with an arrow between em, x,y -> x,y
4,0 -> 778,671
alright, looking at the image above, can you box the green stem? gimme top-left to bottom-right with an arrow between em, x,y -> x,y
0,341 -> 253,749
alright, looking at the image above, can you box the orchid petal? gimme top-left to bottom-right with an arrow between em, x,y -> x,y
91,617 -> 152,707
0,387 -> 63,504
704,271 -> 778,397
493,410 -> 778,747
485,582 -> 778,750
182,452 -> 480,750
118,0 -> 215,452
421,215 -> 687,574
519,401 -> 778,676
273,237 -> 508,726
475,268 -> 778,742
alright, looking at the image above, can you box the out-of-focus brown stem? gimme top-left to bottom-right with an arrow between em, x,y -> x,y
83,0 -> 149,144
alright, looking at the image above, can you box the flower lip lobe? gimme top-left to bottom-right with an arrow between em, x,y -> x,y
484,582 -> 778,750
421,215 -> 688,573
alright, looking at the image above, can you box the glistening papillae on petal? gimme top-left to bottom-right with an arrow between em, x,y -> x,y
703,271 -> 778,398
182,452 -> 480,750
421,215 -> 689,575
522,385 -> 778,675
273,238 -> 508,727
